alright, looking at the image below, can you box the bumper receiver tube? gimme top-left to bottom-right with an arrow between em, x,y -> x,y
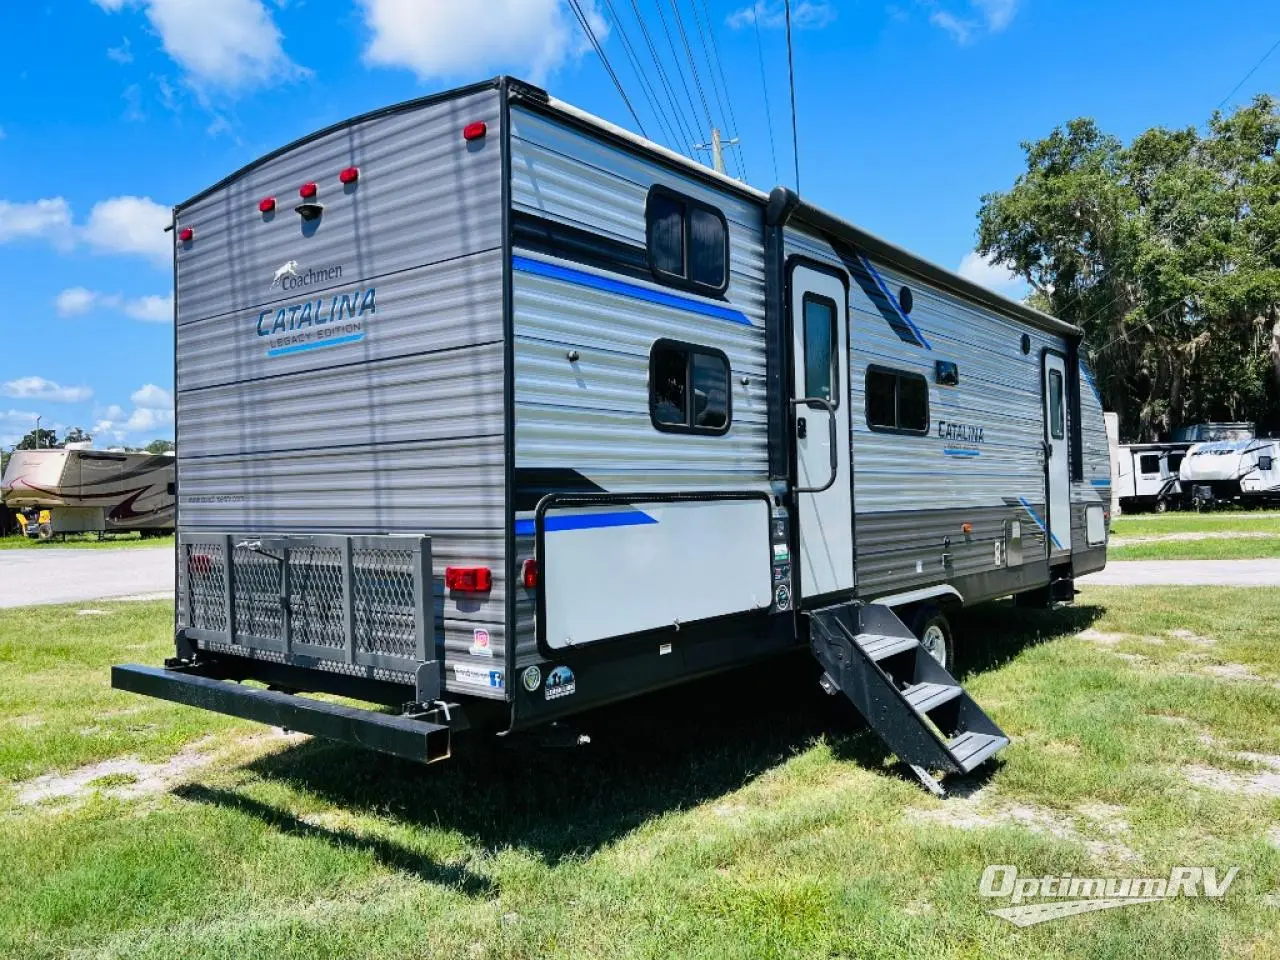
112,664 -> 451,764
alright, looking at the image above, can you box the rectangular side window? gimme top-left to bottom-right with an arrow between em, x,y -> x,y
802,294 -> 837,405
649,339 -> 732,435
865,367 -> 928,435
1048,368 -> 1065,440
646,186 -> 729,294
1138,454 -> 1160,475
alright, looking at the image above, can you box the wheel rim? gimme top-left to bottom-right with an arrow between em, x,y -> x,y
921,624 -> 947,668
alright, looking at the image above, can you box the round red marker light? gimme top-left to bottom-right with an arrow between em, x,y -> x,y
339,166 -> 360,184
178,227 -> 194,242
258,196 -> 276,213
299,182 -> 318,199
462,121 -> 487,141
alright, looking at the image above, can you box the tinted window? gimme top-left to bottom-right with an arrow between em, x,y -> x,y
1167,453 -> 1184,472
649,340 -> 731,434
646,187 -> 728,292
1139,454 -> 1160,475
803,295 -> 837,404
865,367 -> 928,434
1048,368 -> 1064,439
648,192 -> 684,277
689,207 -> 726,288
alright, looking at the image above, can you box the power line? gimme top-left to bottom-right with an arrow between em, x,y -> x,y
566,0 -> 648,137
1216,36 -> 1280,111
784,0 -> 801,192
653,0 -> 707,154
666,0 -> 717,139
601,0 -> 682,151
629,0 -> 700,156
689,0 -> 744,180
752,5 -> 780,184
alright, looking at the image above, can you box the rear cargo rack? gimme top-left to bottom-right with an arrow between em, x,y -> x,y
181,533 -> 436,683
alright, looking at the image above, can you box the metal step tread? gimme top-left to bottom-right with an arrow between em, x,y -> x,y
902,681 -> 964,714
947,731 -> 1010,772
855,633 -> 918,661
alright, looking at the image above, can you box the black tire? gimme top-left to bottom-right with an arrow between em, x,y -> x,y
1153,498 -> 1168,514
36,522 -> 54,541
907,605 -> 954,672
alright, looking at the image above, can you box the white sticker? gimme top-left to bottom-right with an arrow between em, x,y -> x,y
469,627 -> 493,658
452,663 -> 504,689
659,642 -> 673,656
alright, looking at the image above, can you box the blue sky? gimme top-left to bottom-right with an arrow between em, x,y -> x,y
0,0 -> 1276,449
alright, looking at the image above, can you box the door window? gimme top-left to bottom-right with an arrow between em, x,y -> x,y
802,294 -> 837,405
1048,368 -> 1065,440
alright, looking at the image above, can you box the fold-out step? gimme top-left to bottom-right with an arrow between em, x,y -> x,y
855,633 -> 918,661
903,681 -> 963,713
947,731 -> 1010,772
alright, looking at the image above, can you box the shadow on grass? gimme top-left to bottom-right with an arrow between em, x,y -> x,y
177,601 -> 1105,886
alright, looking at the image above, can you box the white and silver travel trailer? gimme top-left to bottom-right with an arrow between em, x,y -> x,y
1179,438 -> 1280,508
1,448 -> 174,538
113,78 -> 1110,791
1112,443 -> 1188,513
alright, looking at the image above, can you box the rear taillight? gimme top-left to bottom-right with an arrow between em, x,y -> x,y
521,558 -> 538,590
445,566 -> 492,593
338,166 -> 359,184
178,227 -> 194,242
259,196 -> 276,213
463,121 -> 487,141
299,182 -> 318,199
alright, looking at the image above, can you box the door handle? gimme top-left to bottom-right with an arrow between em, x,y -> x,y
792,397 -> 838,494
797,417 -> 807,439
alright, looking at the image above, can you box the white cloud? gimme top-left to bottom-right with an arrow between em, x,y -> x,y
974,0 -> 1018,31
92,385 -> 173,442
0,126 -> 6,139
83,196 -> 171,265
929,10 -> 974,43
2,377 -> 94,404
55,287 -> 172,322
727,1 -> 837,29
93,0 -> 307,94
107,36 -> 133,63
0,198 -> 74,248
358,0 -> 604,84
957,250 -> 1024,295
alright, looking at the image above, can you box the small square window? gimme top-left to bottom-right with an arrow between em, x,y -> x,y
865,367 -> 929,435
645,186 -> 729,294
649,339 -> 731,435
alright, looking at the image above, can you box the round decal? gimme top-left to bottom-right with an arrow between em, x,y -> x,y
774,584 -> 791,610
521,665 -> 542,693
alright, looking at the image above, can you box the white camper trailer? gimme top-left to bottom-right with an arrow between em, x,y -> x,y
1180,438 -> 1280,509
113,78 -> 1110,792
1,448 -> 174,538
1113,443 -> 1188,513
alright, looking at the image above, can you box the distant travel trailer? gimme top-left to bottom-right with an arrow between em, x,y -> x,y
1180,438 -> 1280,509
1112,443 -> 1189,513
1,448 -> 174,538
112,77 -> 1110,793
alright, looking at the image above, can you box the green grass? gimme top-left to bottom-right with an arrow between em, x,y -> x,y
0,533 -> 174,550
0,593 -> 1278,959
1109,537 -> 1280,560
1110,512 -> 1280,538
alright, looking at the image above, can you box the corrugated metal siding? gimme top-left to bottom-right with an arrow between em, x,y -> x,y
173,89 -> 509,699
509,107 -> 771,667
786,227 -> 1068,598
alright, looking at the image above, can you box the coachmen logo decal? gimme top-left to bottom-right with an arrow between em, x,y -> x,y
257,260 -> 376,359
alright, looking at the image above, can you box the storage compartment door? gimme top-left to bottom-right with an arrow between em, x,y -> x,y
540,496 -> 772,649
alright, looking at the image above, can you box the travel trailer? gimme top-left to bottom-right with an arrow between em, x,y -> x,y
2,448 -> 174,538
1112,442 -> 1188,513
113,77 -> 1110,793
1180,438 -> 1280,509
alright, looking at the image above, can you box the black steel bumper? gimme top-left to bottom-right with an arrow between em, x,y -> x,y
112,664 -> 451,764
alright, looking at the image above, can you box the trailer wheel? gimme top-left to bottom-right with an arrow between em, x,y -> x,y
908,605 -> 953,672
36,523 -> 54,541
1153,498 -> 1168,514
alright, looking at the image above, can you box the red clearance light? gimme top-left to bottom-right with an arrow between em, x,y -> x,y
258,196 -> 276,213
521,558 -> 538,590
178,227 -> 194,242
299,181 -> 318,199
462,121 -> 487,141
445,566 -> 492,593
338,166 -> 360,184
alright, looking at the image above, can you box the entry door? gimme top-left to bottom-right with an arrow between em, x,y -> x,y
1041,353 -> 1073,555
790,263 -> 855,600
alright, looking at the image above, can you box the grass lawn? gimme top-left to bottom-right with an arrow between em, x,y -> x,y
0,593 -> 1277,959
1109,512 -> 1280,560
1110,512 -> 1280,538
0,533 -> 174,550
1109,537 -> 1280,561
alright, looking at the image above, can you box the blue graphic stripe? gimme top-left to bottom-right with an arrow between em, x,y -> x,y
514,510 -> 657,536
266,332 -> 364,357
1090,478 -> 1111,487
858,253 -> 932,350
1018,496 -> 1063,550
513,255 -> 751,326
943,448 -> 981,458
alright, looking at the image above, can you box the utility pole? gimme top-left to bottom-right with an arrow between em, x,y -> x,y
695,127 -> 740,176
34,416 -> 41,449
